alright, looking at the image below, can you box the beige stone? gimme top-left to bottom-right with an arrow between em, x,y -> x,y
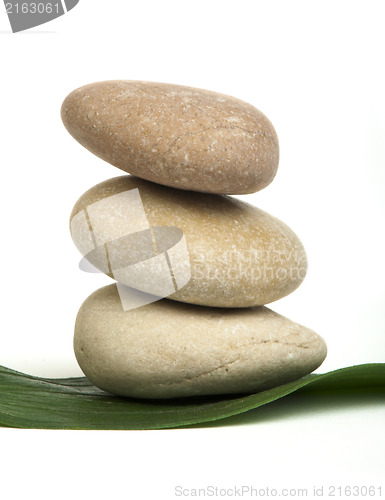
61,80 -> 279,194
70,175 -> 307,308
74,285 -> 327,399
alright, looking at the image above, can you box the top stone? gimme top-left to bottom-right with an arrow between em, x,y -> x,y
61,81 -> 279,194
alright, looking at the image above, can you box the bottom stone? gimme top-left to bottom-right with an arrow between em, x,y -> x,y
74,285 -> 327,399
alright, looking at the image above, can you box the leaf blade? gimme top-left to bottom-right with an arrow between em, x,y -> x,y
0,364 -> 384,430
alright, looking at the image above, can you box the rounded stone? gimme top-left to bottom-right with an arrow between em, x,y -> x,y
74,285 -> 327,399
61,80 -> 279,195
70,175 -> 307,308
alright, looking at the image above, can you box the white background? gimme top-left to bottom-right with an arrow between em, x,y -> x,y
0,1 -> 384,499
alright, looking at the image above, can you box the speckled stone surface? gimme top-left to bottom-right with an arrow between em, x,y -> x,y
70,175 -> 308,308
61,80 -> 279,194
74,285 -> 327,399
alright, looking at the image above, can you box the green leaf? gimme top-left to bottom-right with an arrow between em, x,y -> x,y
0,364 -> 384,430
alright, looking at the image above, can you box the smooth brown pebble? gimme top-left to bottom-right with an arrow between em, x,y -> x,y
61,80 -> 279,194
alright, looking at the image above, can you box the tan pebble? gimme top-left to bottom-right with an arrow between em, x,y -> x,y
74,284 -> 327,399
70,175 -> 308,308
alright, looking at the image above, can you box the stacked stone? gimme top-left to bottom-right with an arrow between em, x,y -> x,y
62,81 -> 326,399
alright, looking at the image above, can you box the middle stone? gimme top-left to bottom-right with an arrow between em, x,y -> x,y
70,175 -> 307,308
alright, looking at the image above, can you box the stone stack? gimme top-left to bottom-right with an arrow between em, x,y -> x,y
62,81 -> 326,399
